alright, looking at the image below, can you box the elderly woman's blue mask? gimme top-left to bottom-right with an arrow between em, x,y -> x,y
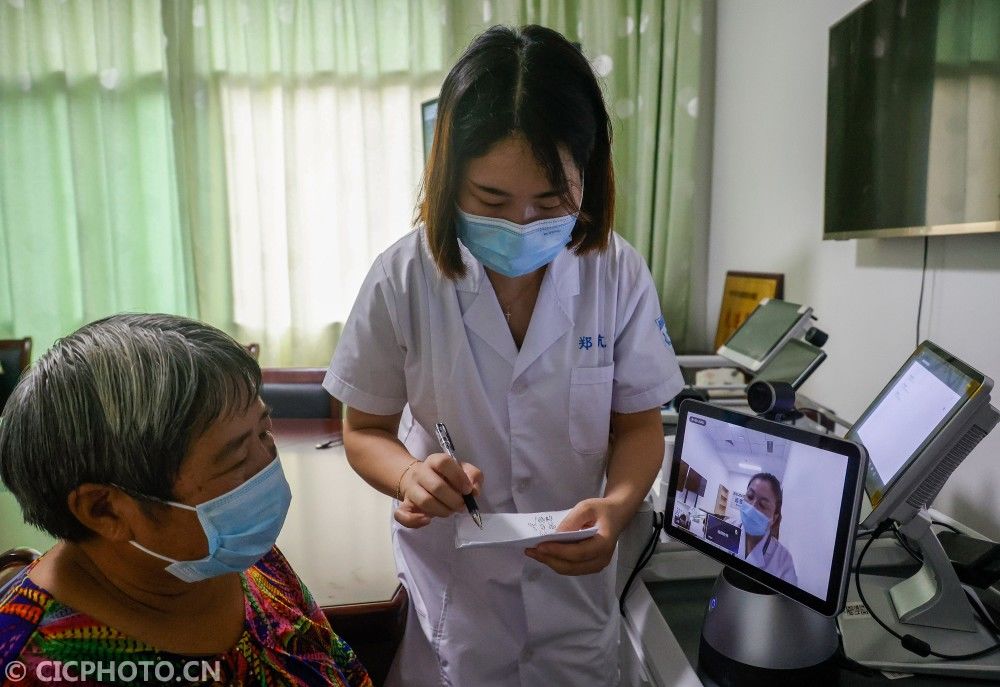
128,456 -> 291,583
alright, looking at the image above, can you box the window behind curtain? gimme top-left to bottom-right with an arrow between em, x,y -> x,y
217,76 -> 437,346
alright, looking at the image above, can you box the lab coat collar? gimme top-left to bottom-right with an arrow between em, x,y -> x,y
511,247 -> 579,379
738,530 -> 773,562
457,240 -> 581,374
452,238 -> 581,299
453,238 -> 482,293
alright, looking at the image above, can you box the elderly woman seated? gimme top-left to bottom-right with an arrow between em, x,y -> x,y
0,314 -> 371,686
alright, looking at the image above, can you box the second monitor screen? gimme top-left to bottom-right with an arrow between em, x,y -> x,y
752,338 -> 826,389
671,411 -> 849,602
722,299 -> 804,363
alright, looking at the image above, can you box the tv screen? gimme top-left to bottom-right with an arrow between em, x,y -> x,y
685,467 -> 706,496
421,98 -> 438,163
824,0 -> 1000,240
676,460 -> 689,492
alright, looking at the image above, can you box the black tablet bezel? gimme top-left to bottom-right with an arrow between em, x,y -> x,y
717,299 -> 810,370
664,400 -> 867,617
750,338 -> 828,390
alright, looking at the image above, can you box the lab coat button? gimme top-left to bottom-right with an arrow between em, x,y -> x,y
515,478 -> 530,492
521,647 -> 533,662
525,567 -> 541,582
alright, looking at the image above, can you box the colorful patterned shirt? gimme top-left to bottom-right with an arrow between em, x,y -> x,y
0,547 -> 372,686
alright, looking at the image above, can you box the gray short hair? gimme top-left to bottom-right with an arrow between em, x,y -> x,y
0,314 -> 261,542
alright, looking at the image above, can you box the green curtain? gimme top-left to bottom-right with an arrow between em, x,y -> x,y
1,0 -> 710,362
0,1 -> 710,550
0,1 -> 195,358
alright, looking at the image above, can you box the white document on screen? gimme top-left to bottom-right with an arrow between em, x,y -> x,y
856,360 -> 960,483
455,509 -> 599,549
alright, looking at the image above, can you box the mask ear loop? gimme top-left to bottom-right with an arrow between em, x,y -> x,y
110,483 -> 197,512
129,539 -> 182,564
111,483 -> 199,564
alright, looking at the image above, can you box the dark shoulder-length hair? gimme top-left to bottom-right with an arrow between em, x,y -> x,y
749,472 -> 784,516
418,24 -> 615,279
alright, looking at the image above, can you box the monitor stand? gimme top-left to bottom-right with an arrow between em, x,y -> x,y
839,511 -> 1000,679
699,567 -> 840,686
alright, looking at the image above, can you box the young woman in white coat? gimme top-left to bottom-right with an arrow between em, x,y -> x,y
325,24 -> 684,686
736,473 -> 798,585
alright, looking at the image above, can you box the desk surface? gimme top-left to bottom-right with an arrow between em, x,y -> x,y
648,575 -> 995,685
273,419 -> 400,610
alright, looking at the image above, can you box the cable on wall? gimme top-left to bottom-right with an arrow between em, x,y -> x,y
915,236 -> 930,347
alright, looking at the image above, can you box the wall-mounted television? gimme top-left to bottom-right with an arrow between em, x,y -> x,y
421,98 -> 438,164
824,0 -> 999,240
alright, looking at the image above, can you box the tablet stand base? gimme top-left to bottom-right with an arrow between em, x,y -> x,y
699,567 -> 839,686
840,573 -> 1000,680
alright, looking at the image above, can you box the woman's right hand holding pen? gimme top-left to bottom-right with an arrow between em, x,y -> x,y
395,453 -> 483,528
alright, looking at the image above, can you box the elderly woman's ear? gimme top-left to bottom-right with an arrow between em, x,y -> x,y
66,484 -> 141,543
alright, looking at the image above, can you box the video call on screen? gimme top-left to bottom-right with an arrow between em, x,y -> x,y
671,413 -> 849,601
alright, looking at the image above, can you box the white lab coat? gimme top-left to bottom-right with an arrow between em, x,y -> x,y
737,531 -> 798,586
325,227 -> 683,687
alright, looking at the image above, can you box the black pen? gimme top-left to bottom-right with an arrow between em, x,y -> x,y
434,422 -> 484,529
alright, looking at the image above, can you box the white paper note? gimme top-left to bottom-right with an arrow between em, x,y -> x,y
455,509 -> 599,549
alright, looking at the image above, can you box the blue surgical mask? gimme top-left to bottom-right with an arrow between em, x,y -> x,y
740,500 -> 772,538
128,456 -> 292,583
456,208 -> 577,277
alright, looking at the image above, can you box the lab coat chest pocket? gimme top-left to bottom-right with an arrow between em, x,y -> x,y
569,365 -> 615,454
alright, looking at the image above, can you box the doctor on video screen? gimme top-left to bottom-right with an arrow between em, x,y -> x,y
736,473 -> 797,585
